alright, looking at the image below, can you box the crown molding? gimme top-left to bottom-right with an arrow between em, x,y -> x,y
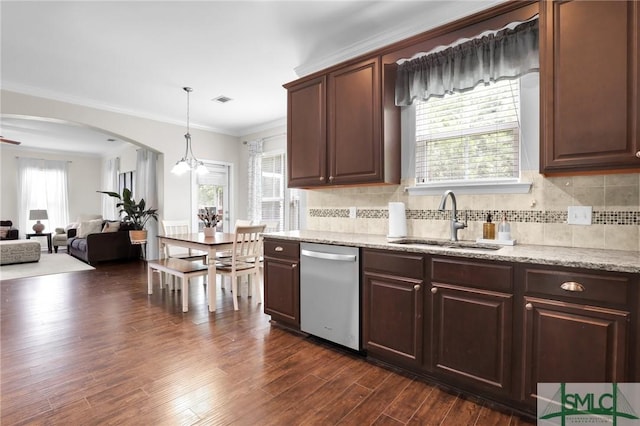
1,82 -> 238,136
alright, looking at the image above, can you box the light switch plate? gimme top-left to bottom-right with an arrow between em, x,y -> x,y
567,206 -> 592,225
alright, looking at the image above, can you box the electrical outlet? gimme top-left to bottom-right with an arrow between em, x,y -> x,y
349,207 -> 357,219
567,206 -> 592,225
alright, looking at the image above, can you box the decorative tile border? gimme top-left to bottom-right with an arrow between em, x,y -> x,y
309,208 -> 639,225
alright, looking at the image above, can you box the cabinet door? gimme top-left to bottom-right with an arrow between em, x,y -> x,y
287,76 -> 327,187
328,58 -> 382,185
521,297 -> 629,405
363,271 -> 423,369
540,0 -> 640,173
431,283 -> 513,396
264,257 -> 300,328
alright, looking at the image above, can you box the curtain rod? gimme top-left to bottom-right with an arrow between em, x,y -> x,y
242,132 -> 286,145
15,156 -> 72,162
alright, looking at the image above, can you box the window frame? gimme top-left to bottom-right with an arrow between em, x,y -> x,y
406,76 -> 535,196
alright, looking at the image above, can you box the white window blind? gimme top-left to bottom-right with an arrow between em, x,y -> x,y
415,79 -> 521,184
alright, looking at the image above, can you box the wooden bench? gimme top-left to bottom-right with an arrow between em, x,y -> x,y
147,258 -> 209,312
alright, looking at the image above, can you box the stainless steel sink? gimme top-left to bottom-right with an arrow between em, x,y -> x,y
388,238 -> 502,251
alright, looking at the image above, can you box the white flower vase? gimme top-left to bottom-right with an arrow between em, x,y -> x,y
203,227 -> 215,237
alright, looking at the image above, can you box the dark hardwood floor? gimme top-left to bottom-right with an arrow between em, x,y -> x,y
1,259 -> 535,425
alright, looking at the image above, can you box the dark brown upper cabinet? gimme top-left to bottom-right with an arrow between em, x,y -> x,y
285,57 -> 400,188
540,0 -> 640,174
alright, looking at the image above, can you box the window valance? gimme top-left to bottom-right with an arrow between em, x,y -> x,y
395,19 -> 539,106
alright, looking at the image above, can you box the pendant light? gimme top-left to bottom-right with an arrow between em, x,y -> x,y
171,87 -> 208,175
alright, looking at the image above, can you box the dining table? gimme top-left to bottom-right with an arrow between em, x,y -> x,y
156,232 -> 236,312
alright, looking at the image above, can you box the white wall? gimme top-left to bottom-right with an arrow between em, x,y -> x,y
1,90 -> 250,228
0,145 -> 102,234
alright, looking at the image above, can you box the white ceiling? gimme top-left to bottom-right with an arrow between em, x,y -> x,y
1,0 -> 503,154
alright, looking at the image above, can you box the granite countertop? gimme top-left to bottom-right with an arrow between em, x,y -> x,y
264,230 -> 640,274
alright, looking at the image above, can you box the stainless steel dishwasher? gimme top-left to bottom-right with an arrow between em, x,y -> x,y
300,242 -> 360,351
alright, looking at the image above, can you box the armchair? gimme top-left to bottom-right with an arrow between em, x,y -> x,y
0,220 -> 19,240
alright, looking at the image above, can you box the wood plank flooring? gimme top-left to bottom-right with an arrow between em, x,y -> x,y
1,259 -> 535,425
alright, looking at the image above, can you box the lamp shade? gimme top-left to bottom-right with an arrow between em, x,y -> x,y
29,209 -> 48,233
29,209 -> 48,220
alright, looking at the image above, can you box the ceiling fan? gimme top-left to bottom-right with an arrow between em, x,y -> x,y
0,136 -> 21,145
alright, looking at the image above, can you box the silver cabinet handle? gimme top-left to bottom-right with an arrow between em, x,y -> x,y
414,284 -> 421,291
525,303 -> 533,310
431,287 -> 438,294
319,176 -> 324,182
636,151 -> 640,158
329,176 -> 334,182
274,246 -> 284,252
560,281 -> 585,292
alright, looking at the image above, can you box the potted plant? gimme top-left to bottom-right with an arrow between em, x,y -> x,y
98,188 -> 158,243
198,207 -> 220,237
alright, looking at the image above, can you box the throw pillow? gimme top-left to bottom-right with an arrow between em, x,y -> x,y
77,219 -> 103,238
102,221 -> 121,233
0,226 -> 9,239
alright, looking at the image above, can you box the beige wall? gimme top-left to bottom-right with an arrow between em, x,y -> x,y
0,145 -> 103,234
1,90 -> 247,228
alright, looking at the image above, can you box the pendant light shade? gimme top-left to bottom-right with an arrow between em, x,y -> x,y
171,87 -> 208,176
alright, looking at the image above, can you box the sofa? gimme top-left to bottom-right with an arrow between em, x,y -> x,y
67,221 -> 141,265
0,220 -> 19,240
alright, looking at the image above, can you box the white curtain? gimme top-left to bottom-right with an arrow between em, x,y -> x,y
247,139 -> 263,223
395,19 -> 539,106
136,149 -> 159,259
102,157 -> 120,220
17,157 -> 69,237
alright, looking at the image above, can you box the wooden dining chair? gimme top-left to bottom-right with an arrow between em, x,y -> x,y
215,223 -> 266,311
161,220 -> 207,289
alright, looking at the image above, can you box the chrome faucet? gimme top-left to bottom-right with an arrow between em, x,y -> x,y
438,190 -> 467,242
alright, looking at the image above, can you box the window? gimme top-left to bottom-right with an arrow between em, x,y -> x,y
194,162 -> 230,232
17,158 -> 69,235
261,153 -> 284,231
415,79 -> 521,185
260,151 -> 300,232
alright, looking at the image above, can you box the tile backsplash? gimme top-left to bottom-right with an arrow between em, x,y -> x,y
304,171 -> 640,251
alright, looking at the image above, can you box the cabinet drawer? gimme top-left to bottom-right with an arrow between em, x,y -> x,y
362,249 -> 424,280
524,268 -> 630,306
431,257 -> 512,293
264,239 -> 300,260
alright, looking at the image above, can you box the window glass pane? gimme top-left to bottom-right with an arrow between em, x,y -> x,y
415,79 -> 520,184
196,163 -> 228,231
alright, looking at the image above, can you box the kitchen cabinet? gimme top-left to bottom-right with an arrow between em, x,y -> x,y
540,0 -> 640,173
362,249 -> 425,370
430,257 -> 514,398
286,76 -> 326,188
263,239 -> 300,329
285,57 -> 400,188
520,266 -> 633,407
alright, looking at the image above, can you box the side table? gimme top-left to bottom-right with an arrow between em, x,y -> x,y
25,232 -> 53,253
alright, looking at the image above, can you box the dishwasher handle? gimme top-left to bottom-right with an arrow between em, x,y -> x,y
301,249 -> 357,262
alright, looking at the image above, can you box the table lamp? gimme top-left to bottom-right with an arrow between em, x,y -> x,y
29,209 -> 48,233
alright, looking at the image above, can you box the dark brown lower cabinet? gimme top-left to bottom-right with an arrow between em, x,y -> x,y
362,249 -> 425,370
263,239 -> 300,328
431,283 -> 513,397
521,296 -> 630,406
